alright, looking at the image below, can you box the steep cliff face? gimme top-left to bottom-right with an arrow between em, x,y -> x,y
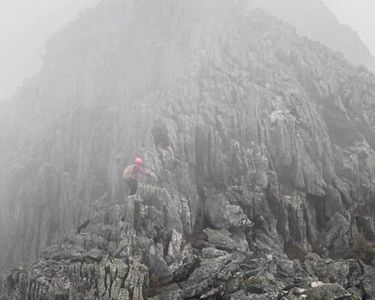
253,0 -> 375,73
1,0 -> 375,299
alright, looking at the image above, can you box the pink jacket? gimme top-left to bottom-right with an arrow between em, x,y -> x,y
123,164 -> 147,179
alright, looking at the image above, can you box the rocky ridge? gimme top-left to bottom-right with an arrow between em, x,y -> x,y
253,0 -> 375,72
1,0 -> 375,299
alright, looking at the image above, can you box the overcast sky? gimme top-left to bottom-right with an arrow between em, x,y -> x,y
323,0 -> 375,55
0,0 -> 374,100
0,0 -> 100,100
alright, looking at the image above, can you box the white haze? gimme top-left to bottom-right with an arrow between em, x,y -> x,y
322,0 -> 375,57
0,0 -> 100,100
0,0 -> 374,100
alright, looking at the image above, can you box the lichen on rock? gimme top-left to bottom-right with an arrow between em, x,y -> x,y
2,0 -> 375,299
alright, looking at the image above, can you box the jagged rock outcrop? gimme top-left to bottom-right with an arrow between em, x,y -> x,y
253,0 -> 375,72
2,200 -> 375,299
1,0 -> 375,299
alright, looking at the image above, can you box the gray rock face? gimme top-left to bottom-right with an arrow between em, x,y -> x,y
205,192 -> 253,229
1,0 -> 375,299
253,0 -> 375,72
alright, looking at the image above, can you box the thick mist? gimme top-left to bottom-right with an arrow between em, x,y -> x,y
253,0 -> 375,72
324,0 -> 375,54
0,0 -> 100,100
1,1 -> 375,299
1,0 -> 375,101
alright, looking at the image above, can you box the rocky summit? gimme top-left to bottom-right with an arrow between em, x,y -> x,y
1,0 -> 375,299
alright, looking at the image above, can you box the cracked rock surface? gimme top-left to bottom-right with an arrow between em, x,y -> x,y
1,0 -> 375,299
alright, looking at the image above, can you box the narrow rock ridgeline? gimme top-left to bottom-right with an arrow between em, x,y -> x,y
1,0 -> 375,299
253,0 -> 375,73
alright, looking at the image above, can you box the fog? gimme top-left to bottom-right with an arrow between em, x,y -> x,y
0,0 -> 100,100
323,0 -> 375,56
0,0 -> 375,100
2,0 -> 375,295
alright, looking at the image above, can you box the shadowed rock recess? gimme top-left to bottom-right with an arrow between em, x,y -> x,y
1,0 -> 375,299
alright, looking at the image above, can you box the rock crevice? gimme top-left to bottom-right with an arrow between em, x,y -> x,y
1,1 -> 375,299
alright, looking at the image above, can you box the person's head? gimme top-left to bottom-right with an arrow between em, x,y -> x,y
135,157 -> 143,165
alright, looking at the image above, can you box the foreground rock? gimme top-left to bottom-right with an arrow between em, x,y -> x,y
2,198 -> 375,299
1,0 -> 375,299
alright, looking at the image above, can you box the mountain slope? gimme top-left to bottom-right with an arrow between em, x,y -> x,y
1,0 -> 375,298
253,0 -> 375,72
